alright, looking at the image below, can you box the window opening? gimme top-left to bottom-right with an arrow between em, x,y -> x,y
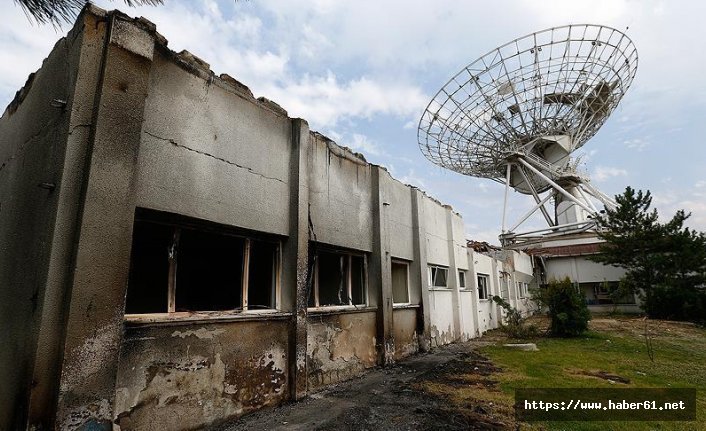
391,260 -> 410,304
125,211 -> 280,315
176,228 -> 244,312
458,270 -> 467,289
125,221 -> 173,314
247,240 -> 278,309
477,274 -> 490,300
310,247 -> 367,307
429,265 -> 449,288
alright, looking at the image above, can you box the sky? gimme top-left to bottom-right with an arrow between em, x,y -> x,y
2,0 -> 705,244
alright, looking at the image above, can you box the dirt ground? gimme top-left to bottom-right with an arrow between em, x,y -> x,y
589,315 -> 703,340
214,315 -> 704,431
214,342 -> 512,431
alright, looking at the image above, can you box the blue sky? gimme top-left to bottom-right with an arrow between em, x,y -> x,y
2,0 -> 705,243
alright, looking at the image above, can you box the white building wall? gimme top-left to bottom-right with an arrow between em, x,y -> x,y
471,252 -> 497,333
545,256 -> 626,283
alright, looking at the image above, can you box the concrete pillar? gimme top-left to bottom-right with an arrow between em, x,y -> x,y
27,9 -> 109,429
444,207 -> 461,340
411,189 -> 431,351
468,250 -> 482,337
491,259 -> 502,328
371,167 -> 394,365
285,119 -> 310,400
55,14 -> 156,430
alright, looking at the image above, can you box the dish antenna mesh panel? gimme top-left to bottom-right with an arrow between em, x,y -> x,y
418,24 -> 637,184
418,24 -> 637,245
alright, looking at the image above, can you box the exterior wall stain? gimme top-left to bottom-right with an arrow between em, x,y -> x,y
306,312 -> 377,389
392,308 -> 419,361
114,321 -> 289,431
59,399 -> 112,431
430,324 -> 455,348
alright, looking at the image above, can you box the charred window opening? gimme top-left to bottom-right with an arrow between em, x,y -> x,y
125,210 -> 280,315
175,229 -> 244,312
247,241 -> 278,309
350,255 -> 365,305
428,265 -> 448,288
309,247 -> 367,307
477,274 -> 490,300
391,260 -> 410,304
125,221 -> 172,314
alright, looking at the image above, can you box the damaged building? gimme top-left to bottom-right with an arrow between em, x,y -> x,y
0,6 -> 535,431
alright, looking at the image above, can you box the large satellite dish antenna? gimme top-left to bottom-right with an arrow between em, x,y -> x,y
418,24 -> 637,246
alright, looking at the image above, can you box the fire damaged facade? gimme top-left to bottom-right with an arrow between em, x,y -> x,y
0,7 -> 534,431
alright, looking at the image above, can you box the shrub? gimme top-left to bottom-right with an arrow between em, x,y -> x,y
533,277 -> 591,337
492,295 -> 538,339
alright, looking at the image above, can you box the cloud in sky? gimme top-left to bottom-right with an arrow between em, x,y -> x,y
592,166 -> 628,182
2,0 -> 706,242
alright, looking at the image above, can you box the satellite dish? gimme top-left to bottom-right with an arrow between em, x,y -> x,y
418,24 -> 637,246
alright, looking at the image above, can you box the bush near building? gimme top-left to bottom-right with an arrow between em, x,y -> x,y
533,277 -> 591,337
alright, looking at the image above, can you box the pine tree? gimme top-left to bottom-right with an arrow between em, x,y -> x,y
590,187 -> 706,323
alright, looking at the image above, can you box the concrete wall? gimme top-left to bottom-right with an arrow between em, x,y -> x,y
114,319 -> 290,430
0,7 -> 542,430
108,44 -> 302,429
135,50 -> 292,238
422,195 -> 463,347
503,250 -> 535,316
308,133 -> 373,253
306,311 -> 377,389
472,252 -> 497,333
0,9 -> 111,430
391,308 -> 419,360
381,170 -> 415,262
423,196 -> 450,267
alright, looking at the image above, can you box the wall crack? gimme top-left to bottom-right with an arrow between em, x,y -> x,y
143,130 -> 286,184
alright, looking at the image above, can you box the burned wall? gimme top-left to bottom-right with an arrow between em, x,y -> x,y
135,49 -> 292,238
0,11 -> 100,429
0,6 -> 543,429
379,169 -> 415,261
391,308 -> 419,360
110,31 -> 301,430
308,133 -> 373,253
422,195 -> 450,267
114,319 -> 289,430
379,169 -> 420,304
306,311 -> 377,389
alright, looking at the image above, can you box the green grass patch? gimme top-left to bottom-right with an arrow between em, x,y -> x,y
480,322 -> 706,430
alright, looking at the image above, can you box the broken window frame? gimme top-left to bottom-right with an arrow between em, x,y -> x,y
391,259 -> 411,305
428,265 -> 449,289
477,273 -> 490,300
125,211 -> 282,318
309,246 -> 369,310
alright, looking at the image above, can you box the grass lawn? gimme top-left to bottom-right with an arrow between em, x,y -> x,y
487,316 -> 706,430
421,315 -> 706,430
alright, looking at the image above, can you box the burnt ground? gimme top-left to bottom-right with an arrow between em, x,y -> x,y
214,342 -> 514,431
